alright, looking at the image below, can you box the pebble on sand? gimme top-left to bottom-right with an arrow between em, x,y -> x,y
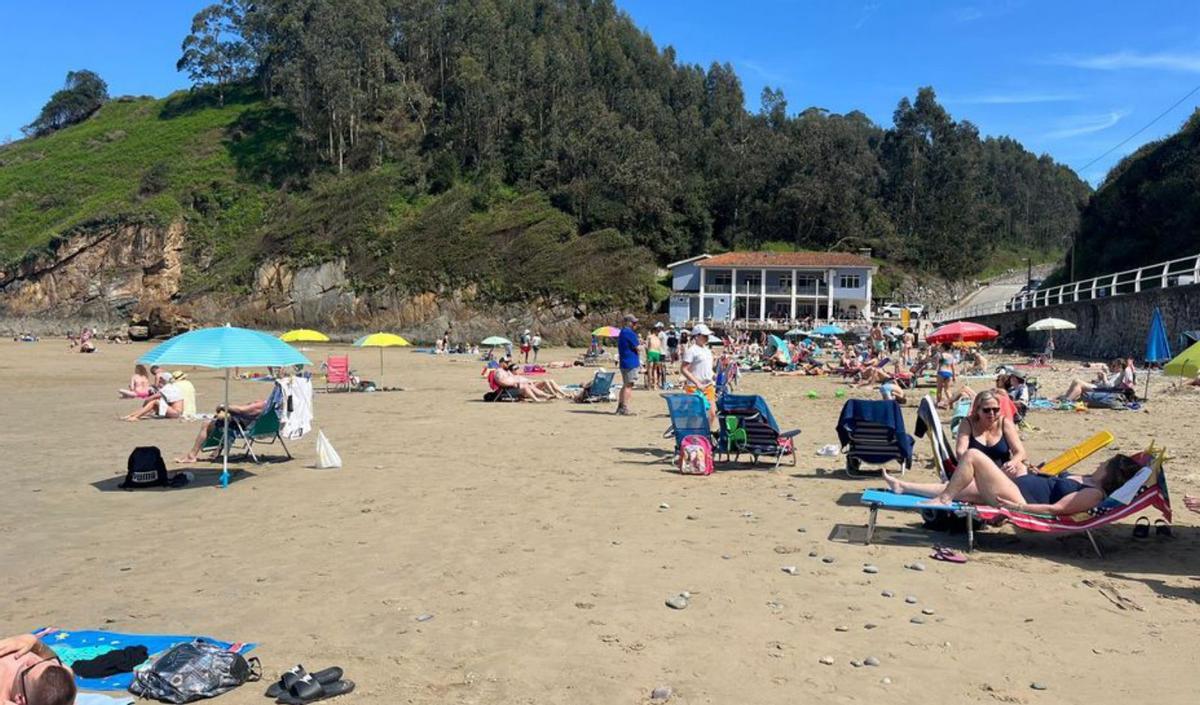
650,686 -> 673,700
904,595 -> 918,604
905,562 -> 926,572
864,656 -> 880,667
659,503 -> 670,510
863,565 -> 879,574
809,551 -> 820,558
850,659 -> 862,668
922,607 -> 935,615
781,566 -> 798,575
819,656 -> 835,665
881,590 -> 895,598
835,625 -> 849,632
910,616 -> 926,624
666,594 -> 689,610
1031,682 -> 1048,691
881,677 -> 892,685
415,614 -> 434,622
821,556 -> 835,564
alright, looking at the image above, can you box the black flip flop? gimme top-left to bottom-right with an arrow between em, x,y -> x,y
265,667 -> 344,699
1155,518 -> 1174,539
1131,516 -> 1151,540
276,677 -> 355,705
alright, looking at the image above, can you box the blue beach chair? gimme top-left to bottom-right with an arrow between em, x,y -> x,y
836,399 -> 913,476
716,394 -> 800,468
662,393 -> 712,452
579,370 -> 615,402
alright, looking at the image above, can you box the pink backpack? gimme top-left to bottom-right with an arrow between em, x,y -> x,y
678,434 -> 714,475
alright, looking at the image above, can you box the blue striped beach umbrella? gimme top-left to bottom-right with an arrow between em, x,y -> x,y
140,325 -> 311,487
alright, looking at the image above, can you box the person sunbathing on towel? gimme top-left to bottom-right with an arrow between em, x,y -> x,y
0,633 -> 76,705
175,397 -> 270,462
882,451 -> 1143,516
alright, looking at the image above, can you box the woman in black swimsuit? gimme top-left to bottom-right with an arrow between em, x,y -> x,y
884,452 -> 1143,515
955,390 -> 1027,477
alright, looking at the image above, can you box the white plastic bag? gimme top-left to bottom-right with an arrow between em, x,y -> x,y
816,444 -> 840,457
315,430 -> 342,469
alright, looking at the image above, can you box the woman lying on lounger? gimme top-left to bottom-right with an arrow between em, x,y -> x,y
883,450 -> 1143,516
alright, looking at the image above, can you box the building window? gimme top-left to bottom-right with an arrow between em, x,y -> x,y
796,275 -> 817,288
712,272 -> 732,286
777,274 -> 792,289
839,274 -> 862,289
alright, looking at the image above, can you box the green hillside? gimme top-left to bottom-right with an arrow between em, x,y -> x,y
1067,109 -> 1200,280
0,89 -> 267,263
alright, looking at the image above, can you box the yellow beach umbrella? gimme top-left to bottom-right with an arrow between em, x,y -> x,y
353,333 -> 411,382
1164,340 -> 1200,380
280,329 -> 330,343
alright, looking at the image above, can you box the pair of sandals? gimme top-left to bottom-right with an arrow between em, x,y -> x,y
1132,517 -> 1172,539
931,545 -> 967,564
265,666 -> 354,704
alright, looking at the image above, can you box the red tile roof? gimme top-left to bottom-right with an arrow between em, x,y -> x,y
697,251 -> 875,268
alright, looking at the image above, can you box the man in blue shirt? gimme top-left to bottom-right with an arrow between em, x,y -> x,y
616,314 -> 641,415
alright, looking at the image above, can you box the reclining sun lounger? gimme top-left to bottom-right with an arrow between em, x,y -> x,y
577,370 -> 615,402
860,396 -> 1166,556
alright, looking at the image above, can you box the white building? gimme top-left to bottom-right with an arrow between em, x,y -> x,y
668,251 -> 877,325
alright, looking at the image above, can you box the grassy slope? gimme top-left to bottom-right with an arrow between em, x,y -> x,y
0,91 -> 654,307
0,92 -> 264,263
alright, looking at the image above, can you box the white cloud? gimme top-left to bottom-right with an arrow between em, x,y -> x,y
953,7 -> 984,22
952,92 -> 1081,105
737,60 -> 789,85
1054,51 -> 1200,73
1042,110 -> 1130,139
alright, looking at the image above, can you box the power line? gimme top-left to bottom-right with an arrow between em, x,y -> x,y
1077,82 -> 1200,174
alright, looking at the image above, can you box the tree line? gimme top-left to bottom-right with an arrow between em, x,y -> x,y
173,0 -> 1089,278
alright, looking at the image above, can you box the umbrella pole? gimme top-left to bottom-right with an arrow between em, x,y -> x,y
380,347 -> 384,386
221,368 -> 230,488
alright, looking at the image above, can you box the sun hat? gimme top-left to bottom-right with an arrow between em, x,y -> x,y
654,321 -> 664,329
171,370 -> 189,381
623,314 -> 639,324
691,323 -> 714,337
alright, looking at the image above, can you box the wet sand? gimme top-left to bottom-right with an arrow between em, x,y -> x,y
2,340 -> 1199,704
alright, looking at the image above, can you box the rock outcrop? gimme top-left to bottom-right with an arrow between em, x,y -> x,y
0,219 -> 185,324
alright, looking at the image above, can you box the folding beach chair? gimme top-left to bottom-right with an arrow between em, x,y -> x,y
716,394 -> 800,468
325,355 -> 351,392
662,393 -> 713,452
200,384 -> 291,463
483,369 -> 522,402
578,370 -> 615,403
861,396 -> 1158,556
836,399 -> 913,476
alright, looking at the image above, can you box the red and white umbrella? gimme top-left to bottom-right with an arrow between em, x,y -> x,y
926,321 -> 999,345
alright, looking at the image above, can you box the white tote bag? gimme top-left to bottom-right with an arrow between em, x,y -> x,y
315,430 -> 343,469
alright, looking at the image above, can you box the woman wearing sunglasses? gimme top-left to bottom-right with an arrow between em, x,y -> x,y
955,390 -> 1027,478
0,634 -> 75,705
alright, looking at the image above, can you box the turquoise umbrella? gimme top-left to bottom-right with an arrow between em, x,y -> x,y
140,325 -> 311,487
813,324 -> 846,336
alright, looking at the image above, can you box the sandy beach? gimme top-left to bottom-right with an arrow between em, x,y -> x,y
2,339 -> 1199,705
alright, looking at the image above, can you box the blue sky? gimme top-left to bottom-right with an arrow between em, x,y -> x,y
2,1 -> 1198,185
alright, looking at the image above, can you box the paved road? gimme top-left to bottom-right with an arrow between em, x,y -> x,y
940,282 -> 1024,319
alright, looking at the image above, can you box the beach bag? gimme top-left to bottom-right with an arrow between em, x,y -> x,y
1082,391 -> 1124,409
315,430 -> 342,469
121,447 -> 169,489
129,639 -> 260,703
678,434 -> 714,475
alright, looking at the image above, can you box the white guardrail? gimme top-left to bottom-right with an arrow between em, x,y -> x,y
934,253 -> 1200,323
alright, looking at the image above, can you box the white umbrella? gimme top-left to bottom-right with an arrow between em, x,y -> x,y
1026,318 -> 1077,332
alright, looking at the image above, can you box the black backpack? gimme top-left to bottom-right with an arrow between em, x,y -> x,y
129,639 -> 260,703
121,447 -> 169,489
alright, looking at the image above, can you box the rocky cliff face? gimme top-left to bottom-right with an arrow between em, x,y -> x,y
0,219 -> 187,334
0,220 -> 622,343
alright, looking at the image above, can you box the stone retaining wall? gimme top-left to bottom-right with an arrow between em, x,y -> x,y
965,284 -> 1200,359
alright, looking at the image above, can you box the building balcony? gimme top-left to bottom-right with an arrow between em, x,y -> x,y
702,284 -> 732,293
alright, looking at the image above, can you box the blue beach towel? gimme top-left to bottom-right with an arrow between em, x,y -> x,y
33,628 -> 256,691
